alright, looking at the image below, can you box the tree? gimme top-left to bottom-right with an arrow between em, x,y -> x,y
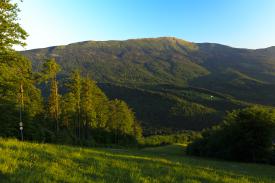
41,58 -> 61,133
0,52 -> 43,140
63,70 -> 82,137
0,0 -> 143,146
80,77 -> 98,139
0,0 -> 28,52
187,106 -> 275,164
107,99 -> 138,144
0,0 -> 45,141
61,92 -> 77,128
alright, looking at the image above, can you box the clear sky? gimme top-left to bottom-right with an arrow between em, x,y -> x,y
15,0 -> 275,50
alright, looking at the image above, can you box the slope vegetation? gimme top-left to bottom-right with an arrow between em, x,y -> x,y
0,139 -> 275,183
21,37 -> 275,131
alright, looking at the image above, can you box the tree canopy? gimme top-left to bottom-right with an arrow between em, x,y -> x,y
0,0 -> 28,52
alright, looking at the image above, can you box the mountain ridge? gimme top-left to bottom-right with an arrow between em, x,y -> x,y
21,37 -> 275,132
23,37 -> 275,51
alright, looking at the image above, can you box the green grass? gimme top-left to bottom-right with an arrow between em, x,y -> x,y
0,139 -> 274,183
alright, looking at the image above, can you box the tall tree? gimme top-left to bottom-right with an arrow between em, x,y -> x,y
80,77 -> 96,139
64,70 -> 82,137
0,52 -> 43,139
0,0 -> 44,140
41,58 -> 61,133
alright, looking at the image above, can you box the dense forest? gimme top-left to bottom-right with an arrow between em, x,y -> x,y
22,32 -> 275,134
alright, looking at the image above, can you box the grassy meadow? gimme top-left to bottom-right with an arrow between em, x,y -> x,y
0,139 -> 274,183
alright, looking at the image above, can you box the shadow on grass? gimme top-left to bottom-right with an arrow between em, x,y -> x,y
0,171 -> 11,182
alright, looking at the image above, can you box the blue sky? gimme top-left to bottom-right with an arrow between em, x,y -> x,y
16,0 -> 275,50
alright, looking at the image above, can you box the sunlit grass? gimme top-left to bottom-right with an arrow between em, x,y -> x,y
0,139 -> 274,183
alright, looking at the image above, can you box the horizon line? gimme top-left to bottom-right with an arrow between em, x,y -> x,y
17,36 -> 275,51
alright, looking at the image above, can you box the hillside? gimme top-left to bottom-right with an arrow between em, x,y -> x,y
21,37 -> 275,132
0,139 -> 274,183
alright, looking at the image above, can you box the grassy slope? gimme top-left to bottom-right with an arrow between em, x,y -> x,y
0,139 -> 274,183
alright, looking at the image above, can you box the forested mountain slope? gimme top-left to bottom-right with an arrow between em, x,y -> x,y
22,37 -> 275,132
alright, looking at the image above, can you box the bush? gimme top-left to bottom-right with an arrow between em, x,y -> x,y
187,106 -> 275,164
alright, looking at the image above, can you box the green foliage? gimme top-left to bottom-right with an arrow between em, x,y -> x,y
57,71 -> 143,145
40,58 -> 61,82
143,131 -> 201,146
187,106 -> 275,164
0,139 -> 275,183
0,54 -> 143,146
41,58 -> 61,132
22,38 -> 275,106
107,99 -> 135,135
0,51 -> 43,141
0,52 -> 43,115
0,0 -> 28,51
0,1 -> 43,143
100,83 -> 229,132
21,37 -> 275,132
0,0 -> 142,147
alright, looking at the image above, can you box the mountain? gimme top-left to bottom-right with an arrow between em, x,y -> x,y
21,37 -> 275,134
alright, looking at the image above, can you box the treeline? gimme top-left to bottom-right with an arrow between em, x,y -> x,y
143,131 -> 201,146
0,53 -> 142,145
0,1 -> 143,146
